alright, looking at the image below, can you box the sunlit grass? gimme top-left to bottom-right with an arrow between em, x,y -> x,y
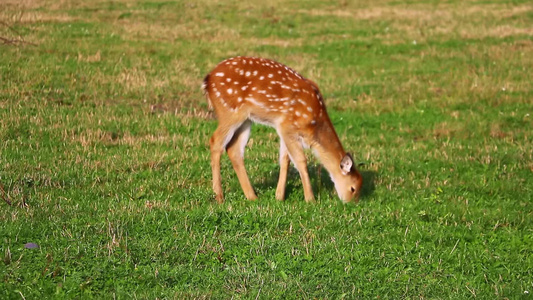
1,0 -> 532,298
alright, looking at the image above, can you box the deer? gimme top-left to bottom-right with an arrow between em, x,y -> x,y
202,56 -> 362,203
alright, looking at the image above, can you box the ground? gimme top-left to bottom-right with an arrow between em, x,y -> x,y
1,0 -> 532,298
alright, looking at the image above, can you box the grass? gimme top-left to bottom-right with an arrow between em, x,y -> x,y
1,0 -> 532,298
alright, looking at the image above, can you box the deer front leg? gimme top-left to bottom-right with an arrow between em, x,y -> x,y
278,130 -> 315,203
275,139 -> 290,200
226,120 -> 257,200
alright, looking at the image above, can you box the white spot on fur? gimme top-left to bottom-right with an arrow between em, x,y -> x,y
245,97 -> 267,109
215,72 -> 224,77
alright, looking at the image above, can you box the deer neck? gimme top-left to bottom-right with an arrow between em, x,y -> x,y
311,119 -> 346,180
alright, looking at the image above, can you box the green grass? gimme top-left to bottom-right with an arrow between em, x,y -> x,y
1,0 -> 532,298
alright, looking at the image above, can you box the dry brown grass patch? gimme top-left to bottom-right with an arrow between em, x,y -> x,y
77,50 -> 101,63
474,25 -> 532,39
298,4 -> 532,22
116,17 -> 241,43
299,3 -> 532,43
118,67 -> 148,92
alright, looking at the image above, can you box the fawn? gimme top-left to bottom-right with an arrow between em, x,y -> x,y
203,56 -> 362,203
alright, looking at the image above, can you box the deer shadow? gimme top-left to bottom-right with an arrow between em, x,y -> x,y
255,164 -> 377,201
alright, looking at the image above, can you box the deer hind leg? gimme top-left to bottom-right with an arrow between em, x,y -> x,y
277,129 -> 315,203
210,121 -> 241,203
226,120 -> 257,200
275,139 -> 290,201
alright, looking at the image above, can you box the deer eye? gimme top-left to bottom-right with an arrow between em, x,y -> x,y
350,187 -> 356,193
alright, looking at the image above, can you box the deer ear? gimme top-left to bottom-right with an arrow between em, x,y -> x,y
340,153 -> 354,175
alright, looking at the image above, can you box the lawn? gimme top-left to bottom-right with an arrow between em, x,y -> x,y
1,0 -> 532,298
